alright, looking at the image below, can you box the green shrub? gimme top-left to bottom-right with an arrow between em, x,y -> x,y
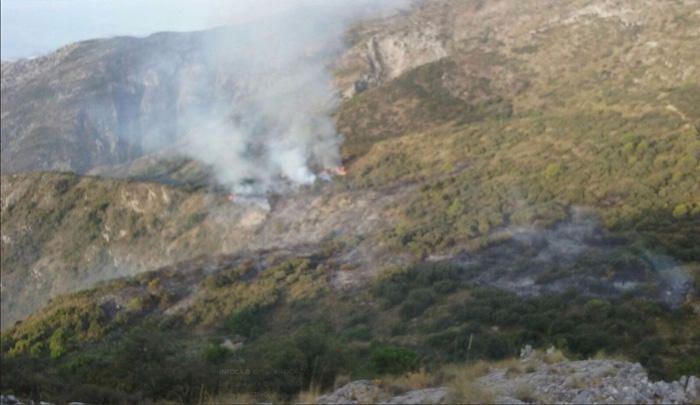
673,357 -> 700,378
49,328 -> 68,359
433,279 -> 458,294
484,334 -> 515,360
373,280 -> 407,307
343,324 -> 372,341
126,297 -> 144,313
544,163 -> 562,179
224,305 -> 268,340
202,343 -> 231,364
369,344 -> 419,375
672,204 -> 689,218
400,289 -> 435,319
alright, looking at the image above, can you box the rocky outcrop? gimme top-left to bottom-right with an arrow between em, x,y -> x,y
316,380 -> 389,404
382,388 -> 449,404
0,395 -> 54,405
315,381 -> 449,404
479,358 -> 699,404
316,355 -> 699,405
336,24 -> 448,98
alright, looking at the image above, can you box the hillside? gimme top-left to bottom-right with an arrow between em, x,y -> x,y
0,171 -> 406,325
1,247 -> 698,402
1,0 -> 699,403
1,32 -> 210,173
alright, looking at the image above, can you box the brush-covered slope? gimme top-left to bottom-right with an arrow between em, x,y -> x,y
0,172 -> 402,326
1,0 -> 700,402
1,250 -> 698,403
334,0 -> 700,260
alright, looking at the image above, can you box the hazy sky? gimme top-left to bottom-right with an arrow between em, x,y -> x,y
0,0 -> 312,60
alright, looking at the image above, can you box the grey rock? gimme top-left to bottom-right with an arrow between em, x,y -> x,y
316,380 -> 388,404
382,388 -> 448,404
520,344 -> 534,360
572,389 -> 596,404
686,376 -> 700,399
0,396 -> 20,405
494,397 -> 525,404
316,357 -> 699,405
476,357 -> 699,404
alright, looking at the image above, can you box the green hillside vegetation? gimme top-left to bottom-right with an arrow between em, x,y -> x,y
2,256 -> 698,403
337,60 -> 699,259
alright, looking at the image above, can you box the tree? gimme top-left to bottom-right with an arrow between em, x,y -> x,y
49,327 -> 68,358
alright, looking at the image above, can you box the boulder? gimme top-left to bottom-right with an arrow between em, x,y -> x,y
382,388 -> 449,404
316,380 -> 388,404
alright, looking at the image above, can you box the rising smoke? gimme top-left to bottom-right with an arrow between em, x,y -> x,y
152,0 -> 408,195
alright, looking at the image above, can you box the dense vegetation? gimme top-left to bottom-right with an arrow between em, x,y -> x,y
340,74 -> 700,259
2,257 -> 698,403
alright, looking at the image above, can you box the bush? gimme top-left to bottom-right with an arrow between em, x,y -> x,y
343,324 -> 372,341
237,325 -> 344,397
374,280 -> 407,307
369,345 -> 419,375
672,204 -> 689,218
49,328 -> 68,359
126,297 -> 144,313
484,335 -> 515,360
433,279 -> 458,294
202,343 -> 231,364
544,163 -> 562,179
583,299 -> 611,322
400,289 -> 435,319
224,305 -> 268,340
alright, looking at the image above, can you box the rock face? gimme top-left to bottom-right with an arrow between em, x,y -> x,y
478,358 -> 700,404
336,23 -> 448,98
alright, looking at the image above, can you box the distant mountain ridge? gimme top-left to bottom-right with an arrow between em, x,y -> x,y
1,31 -> 221,174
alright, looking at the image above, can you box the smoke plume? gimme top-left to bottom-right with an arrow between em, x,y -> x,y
153,0 -> 407,195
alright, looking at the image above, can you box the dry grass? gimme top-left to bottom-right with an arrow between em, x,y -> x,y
385,368 -> 435,391
592,350 -> 629,362
205,391 -> 284,405
205,392 -> 257,404
542,348 -> 567,364
513,383 -> 539,403
295,384 -> 323,404
439,361 -> 505,404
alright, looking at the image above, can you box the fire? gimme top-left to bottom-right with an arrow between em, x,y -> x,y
320,165 -> 348,179
334,166 -> 347,176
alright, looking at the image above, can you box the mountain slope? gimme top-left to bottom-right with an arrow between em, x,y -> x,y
1,0 -> 700,402
1,172 -> 404,325
1,32 -> 214,173
2,0 -> 699,332
1,245 -> 698,402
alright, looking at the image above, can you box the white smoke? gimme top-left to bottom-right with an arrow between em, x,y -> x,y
163,0 -> 408,194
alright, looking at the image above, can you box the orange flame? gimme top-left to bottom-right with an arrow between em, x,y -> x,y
335,166 -> 347,176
